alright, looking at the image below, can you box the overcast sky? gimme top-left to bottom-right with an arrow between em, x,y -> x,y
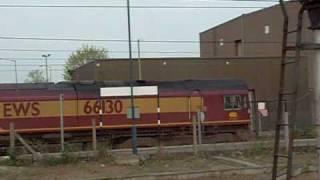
0,0 -> 277,83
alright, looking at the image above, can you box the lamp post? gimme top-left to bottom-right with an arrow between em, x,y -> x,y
40,65 -> 52,82
137,39 -> 142,80
42,54 -> 51,82
0,58 -> 17,84
126,0 -> 138,155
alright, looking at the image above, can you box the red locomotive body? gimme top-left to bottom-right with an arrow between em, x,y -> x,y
0,80 -> 251,141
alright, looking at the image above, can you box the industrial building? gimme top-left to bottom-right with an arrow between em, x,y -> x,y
199,1 -> 313,58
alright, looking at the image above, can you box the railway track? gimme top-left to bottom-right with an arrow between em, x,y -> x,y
111,138 -> 316,156
0,129 -> 253,156
1,138 -> 315,160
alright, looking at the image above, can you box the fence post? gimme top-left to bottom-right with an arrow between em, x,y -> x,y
282,102 -> 289,151
15,133 -> 40,159
157,90 -> 162,153
92,119 -> 97,152
257,112 -> 262,137
9,123 -> 40,160
197,112 -> 202,145
60,94 -> 65,152
9,122 -> 15,159
192,115 -> 198,155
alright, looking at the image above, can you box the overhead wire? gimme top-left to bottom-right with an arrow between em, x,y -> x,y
0,48 -> 200,54
0,64 -> 64,66
0,58 -> 67,61
0,69 -> 63,72
0,0 -> 296,10
0,5 -> 271,9
0,36 -> 287,44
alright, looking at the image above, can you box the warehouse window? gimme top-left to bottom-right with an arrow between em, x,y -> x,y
224,95 -> 242,110
235,39 -> 242,56
219,38 -> 224,46
264,25 -> 270,34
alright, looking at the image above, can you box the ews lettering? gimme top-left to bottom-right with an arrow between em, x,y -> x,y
3,102 -> 40,117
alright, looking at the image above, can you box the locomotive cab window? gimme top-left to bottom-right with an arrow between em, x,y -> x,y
224,95 -> 242,110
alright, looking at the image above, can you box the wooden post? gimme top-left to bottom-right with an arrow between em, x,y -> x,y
92,119 -> 97,152
15,133 -> 40,159
157,89 -> 162,153
197,112 -> 202,145
282,102 -> 289,151
9,122 -> 15,159
248,90 -> 255,131
192,115 -> 198,155
249,90 -> 259,136
60,94 -> 65,152
257,112 -> 262,137
9,124 -> 40,160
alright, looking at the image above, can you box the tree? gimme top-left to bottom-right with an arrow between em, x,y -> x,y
64,45 -> 108,80
24,70 -> 46,83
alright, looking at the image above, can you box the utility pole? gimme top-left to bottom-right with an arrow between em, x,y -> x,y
42,54 -> 51,82
13,60 -> 17,84
303,0 -> 320,177
50,67 -> 52,82
40,65 -> 52,82
126,0 -> 138,155
137,39 -> 142,80
0,58 -> 18,84
315,29 -> 320,178
59,94 -> 65,152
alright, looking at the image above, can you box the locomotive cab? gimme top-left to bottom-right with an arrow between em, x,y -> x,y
223,94 -> 250,120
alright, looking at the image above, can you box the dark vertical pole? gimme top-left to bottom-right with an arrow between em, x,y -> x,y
13,60 -> 18,84
138,39 -> 142,80
60,94 -> 65,152
192,115 -> 198,155
197,112 -> 202,145
45,56 -> 48,82
92,119 -> 97,152
13,60 -> 18,90
272,1 -> 288,179
157,86 -> 161,148
126,0 -> 137,155
286,5 -> 305,180
9,122 -> 15,158
50,68 -> 52,82
42,54 -> 50,82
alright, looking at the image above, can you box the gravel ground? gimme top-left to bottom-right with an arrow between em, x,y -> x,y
0,147 -> 317,180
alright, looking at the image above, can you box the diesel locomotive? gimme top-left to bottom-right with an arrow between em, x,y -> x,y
0,80 -> 252,142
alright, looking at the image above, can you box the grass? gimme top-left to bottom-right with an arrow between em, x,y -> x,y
242,141 -> 268,156
41,152 -> 80,166
293,127 -> 316,139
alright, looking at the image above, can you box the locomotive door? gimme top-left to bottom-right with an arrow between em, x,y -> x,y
202,93 -> 223,124
189,90 -> 205,122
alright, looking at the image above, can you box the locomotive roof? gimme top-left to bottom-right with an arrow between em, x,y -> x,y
0,83 -> 55,90
155,79 -> 247,91
0,79 -> 247,91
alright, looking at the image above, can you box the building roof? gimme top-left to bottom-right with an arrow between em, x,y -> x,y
66,79 -> 248,92
0,79 -> 248,92
199,1 -> 298,35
